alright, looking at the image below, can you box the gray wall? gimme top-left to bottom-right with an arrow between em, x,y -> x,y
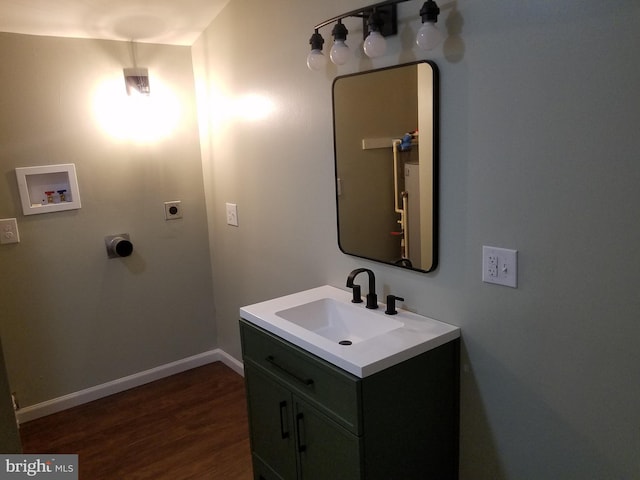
193,0 -> 640,478
0,33 -> 216,408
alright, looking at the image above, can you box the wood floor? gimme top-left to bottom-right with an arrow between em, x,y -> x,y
19,362 -> 253,480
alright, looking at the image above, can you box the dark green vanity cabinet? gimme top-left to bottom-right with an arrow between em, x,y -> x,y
240,319 -> 460,480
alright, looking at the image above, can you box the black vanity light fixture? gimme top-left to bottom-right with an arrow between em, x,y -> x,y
307,0 -> 443,71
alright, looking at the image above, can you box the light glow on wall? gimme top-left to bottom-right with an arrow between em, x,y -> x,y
208,90 -> 276,127
93,77 -> 181,143
233,93 -> 276,122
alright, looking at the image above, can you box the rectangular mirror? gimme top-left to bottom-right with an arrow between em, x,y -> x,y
333,61 -> 439,272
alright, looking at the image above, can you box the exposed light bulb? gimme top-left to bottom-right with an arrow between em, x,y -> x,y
330,40 -> 351,65
306,50 -> 327,71
306,30 -> 326,71
416,22 -> 444,50
363,31 -> 386,58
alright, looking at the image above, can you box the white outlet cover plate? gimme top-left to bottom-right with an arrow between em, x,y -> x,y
482,246 -> 517,288
0,218 -> 20,244
164,201 -> 182,220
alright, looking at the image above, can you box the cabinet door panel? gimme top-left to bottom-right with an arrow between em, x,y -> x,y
295,400 -> 362,480
241,320 -> 361,434
245,365 -> 297,480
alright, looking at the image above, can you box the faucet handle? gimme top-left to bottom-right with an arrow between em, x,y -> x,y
385,295 -> 404,315
350,284 -> 363,304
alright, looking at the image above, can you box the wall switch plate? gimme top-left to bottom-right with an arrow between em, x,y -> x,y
164,201 -> 182,220
0,218 -> 20,244
226,203 -> 238,226
483,246 -> 517,288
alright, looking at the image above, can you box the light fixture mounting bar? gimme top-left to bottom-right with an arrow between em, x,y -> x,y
312,0 -> 411,31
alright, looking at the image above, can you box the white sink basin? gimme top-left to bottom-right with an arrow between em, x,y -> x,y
276,298 -> 404,344
240,285 -> 460,378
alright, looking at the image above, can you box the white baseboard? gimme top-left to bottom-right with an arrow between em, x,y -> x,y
16,349 -> 244,424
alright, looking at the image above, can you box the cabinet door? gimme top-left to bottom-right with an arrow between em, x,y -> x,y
295,399 -> 362,480
245,365 -> 297,480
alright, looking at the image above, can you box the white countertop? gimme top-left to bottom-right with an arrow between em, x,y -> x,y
240,285 -> 460,378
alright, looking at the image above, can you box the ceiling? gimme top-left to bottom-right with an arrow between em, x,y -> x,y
0,0 -> 231,46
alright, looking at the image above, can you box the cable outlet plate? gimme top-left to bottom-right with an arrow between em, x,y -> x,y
482,246 -> 517,288
164,201 -> 182,220
0,218 -> 20,244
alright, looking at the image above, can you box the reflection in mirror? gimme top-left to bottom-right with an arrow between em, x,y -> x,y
333,61 -> 438,272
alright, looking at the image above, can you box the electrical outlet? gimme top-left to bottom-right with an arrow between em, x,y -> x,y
226,203 -> 239,227
487,254 -> 498,277
483,246 -> 517,288
0,218 -> 20,244
164,201 -> 182,220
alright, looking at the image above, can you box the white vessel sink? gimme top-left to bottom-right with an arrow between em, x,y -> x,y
240,285 -> 460,377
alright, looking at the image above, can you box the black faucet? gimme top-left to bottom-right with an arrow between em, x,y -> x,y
346,268 -> 378,309
384,295 -> 405,315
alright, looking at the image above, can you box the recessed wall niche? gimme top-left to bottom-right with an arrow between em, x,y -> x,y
15,164 -> 81,215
